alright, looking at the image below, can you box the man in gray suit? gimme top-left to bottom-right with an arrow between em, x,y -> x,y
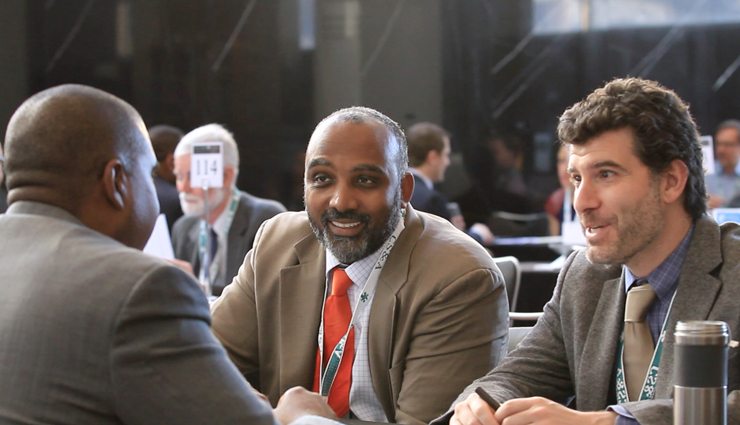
441,78 -> 740,425
0,84 -> 335,424
172,123 -> 286,295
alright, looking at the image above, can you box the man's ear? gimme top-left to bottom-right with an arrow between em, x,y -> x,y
165,152 -> 175,172
661,158 -> 689,204
401,171 -> 414,205
224,166 -> 237,188
102,159 -> 128,210
425,149 -> 439,166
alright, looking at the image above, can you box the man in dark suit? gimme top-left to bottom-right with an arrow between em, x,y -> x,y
171,123 -> 286,295
148,124 -> 184,232
407,122 -> 493,244
211,107 -> 509,424
439,78 -> 740,425
0,84 -> 335,425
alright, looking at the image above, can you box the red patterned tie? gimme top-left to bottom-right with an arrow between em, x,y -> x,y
313,267 -> 355,417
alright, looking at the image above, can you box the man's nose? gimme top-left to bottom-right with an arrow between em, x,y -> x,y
329,182 -> 359,211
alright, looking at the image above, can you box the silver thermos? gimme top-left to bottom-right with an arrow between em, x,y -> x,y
673,320 -> 730,425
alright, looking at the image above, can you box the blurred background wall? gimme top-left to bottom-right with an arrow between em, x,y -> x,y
2,0 -> 739,212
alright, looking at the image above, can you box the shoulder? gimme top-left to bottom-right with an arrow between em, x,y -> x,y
718,220 -> 740,267
558,249 -> 621,294
238,191 -> 287,215
171,214 -> 198,236
253,211 -> 313,244
405,209 -> 497,279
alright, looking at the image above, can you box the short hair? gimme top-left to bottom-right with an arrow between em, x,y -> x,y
406,122 -> 449,167
149,125 -> 184,162
558,77 -> 706,220
716,119 -> 740,139
313,106 -> 408,180
174,123 -> 239,169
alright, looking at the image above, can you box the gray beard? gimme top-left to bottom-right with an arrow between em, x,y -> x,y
308,197 -> 402,265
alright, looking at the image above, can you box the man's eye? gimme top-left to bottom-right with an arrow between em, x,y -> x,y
599,170 -> 615,179
570,175 -> 581,186
311,174 -> 331,185
357,176 -> 377,186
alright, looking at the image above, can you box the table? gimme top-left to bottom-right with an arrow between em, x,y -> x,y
488,236 -> 564,262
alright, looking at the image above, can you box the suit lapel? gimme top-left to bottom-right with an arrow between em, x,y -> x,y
278,233 -> 327,392
367,208 -> 421,420
578,275 -> 625,409
655,218 -> 723,397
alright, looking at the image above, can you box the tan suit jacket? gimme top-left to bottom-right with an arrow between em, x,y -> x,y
212,207 -> 509,424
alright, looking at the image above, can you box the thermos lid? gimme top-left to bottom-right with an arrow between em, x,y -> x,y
674,320 -> 730,346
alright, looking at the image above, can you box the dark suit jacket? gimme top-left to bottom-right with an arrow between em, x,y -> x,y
172,190 -> 285,293
0,201 -> 277,424
153,174 -> 183,233
211,207 -> 509,424
435,216 -> 740,425
410,173 -> 450,220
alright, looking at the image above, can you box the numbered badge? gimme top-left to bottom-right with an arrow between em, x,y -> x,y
191,142 -> 224,189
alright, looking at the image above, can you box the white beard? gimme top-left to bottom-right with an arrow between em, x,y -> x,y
179,188 -> 226,218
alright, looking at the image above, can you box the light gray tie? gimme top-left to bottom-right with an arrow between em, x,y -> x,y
624,283 -> 656,401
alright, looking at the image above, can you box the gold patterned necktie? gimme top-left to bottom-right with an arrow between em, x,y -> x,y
623,283 -> 656,401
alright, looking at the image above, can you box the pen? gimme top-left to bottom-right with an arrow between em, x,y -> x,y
475,386 -> 500,410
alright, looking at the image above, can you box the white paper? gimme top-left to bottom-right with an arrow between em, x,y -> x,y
143,214 -> 174,259
191,142 -> 224,188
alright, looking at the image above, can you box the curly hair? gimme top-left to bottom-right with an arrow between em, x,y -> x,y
557,77 -> 706,220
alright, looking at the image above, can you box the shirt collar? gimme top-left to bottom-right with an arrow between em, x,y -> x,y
410,168 -> 434,190
624,225 -> 694,302
325,244 -> 384,289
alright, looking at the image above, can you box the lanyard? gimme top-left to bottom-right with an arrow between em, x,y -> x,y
615,290 -> 678,403
316,212 -> 405,396
197,190 -> 240,289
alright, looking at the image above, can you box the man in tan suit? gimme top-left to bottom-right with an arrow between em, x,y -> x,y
211,106 -> 509,424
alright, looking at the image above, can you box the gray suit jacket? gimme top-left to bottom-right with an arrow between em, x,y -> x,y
0,202 -> 277,425
211,207 -> 509,424
172,190 -> 285,293
435,216 -> 740,425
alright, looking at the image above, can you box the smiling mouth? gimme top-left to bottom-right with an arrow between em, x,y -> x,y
330,220 -> 361,229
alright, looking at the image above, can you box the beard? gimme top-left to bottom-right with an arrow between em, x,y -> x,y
583,180 -> 664,266
179,188 -> 226,218
308,190 -> 403,265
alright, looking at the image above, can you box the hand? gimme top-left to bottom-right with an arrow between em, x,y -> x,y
469,223 -> 495,245
450,392 -> 501,425
274,387 -> 337,425
495,397 -> 617,425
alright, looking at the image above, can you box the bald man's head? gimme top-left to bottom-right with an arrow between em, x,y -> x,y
6,85 -> 151,203
4,84 -> 159,248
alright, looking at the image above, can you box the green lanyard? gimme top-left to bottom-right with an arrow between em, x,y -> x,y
197,190 -> 239,289
317,213 -> 405,396
615,291 -> 677,403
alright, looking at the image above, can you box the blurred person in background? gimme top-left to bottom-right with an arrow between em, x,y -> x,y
149,124 -> 184,232
407,122 -> 494,244
544,143 -> 575,235
171,123 -> 285,295
705,119 -> 740,208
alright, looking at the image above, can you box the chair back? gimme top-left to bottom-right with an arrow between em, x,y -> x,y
508,326 -> 533,353
492,255 -> 521,312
